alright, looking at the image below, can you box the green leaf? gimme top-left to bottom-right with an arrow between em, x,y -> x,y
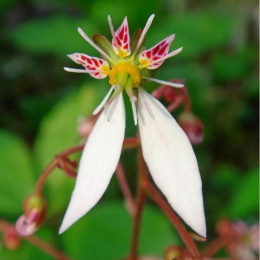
61,201 -> 180,259
0,131 -> 35,216
147,11 -> 239,59
211,47 -> 257,83
11,15 -> 99,57
223,168 -> 259,218
34,82 -> 107,214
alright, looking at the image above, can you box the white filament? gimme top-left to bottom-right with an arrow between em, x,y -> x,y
77,27 -> 114,63
64,67 -> 100,73
130,97 -> 138,125
132,14 -> 155,58
139,88 -> 155,119
93,86 -> 114,115
142,76 -> 184,88
107,94 -> 121,122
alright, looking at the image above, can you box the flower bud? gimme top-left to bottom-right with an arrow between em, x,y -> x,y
77,115 -> 98,139
164,245 -> 183,260
178,112 -> 204,145
4,227 -> 20,250
15,195 -> 47,236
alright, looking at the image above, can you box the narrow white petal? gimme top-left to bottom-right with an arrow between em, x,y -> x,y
59,93 -> 125,234
138,88 -> 206,237
142,76 -> 184,88
93,86 -> 114,115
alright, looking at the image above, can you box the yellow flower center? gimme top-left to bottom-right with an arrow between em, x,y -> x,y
108,61 -> 141,88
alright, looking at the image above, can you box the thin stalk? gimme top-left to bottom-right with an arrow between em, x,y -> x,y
34,144 -> 84,195
0,220 -> 71,260
202,237 -> 232,258
167,96 -> 184,112
144,181 -> 201,258
116,162 -> 137,217
180,87 -> 191,112
129,146 -> 148,260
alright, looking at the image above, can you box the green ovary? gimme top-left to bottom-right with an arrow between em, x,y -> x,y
108,61 -> 141,88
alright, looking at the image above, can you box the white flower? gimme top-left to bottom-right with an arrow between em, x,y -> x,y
59,14 -> 206,237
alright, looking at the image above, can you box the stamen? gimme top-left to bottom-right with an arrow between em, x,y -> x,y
139,88 -> 155,119
105,85 -> 124,107
146,47 -> 183,67
64,67 -> 100,73
142,76 -> 184,88
130,97 -> 138,125
113,84 -> 120,90
93,86 -> 114,115
107,94 -> 120,122
132,14 -> 155,58
107,15 -> 116,39
77,27 -> 115,64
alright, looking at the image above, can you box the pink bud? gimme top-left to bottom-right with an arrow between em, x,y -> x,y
164,246 -> 183,260
77,115 -> 98,138
16,195 -> 47,236
4,227 -> 20,250
178,112 -> 204,145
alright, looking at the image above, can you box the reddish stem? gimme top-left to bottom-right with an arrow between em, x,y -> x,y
0,220 -> 71,260
167,96 -> 184,112
123,137 -> 140,150
180,87 -> 192,112
129,146 -> 148,260
116,162 -> 137,217
34,144 -> 84,195
144,181 -> 201,258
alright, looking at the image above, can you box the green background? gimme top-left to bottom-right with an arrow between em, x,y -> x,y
0,0 -> 258,259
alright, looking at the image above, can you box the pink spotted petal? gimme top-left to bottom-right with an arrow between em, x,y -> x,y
68,53 -> 109,79
139,34 -> 175,69
112,17 -> 131,58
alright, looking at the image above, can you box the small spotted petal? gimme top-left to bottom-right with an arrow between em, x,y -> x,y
112,17 -> 131,58
68,53 -> 109,79
139,35 -> 175,69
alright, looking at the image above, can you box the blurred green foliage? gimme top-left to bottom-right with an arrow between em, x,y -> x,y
0,0 -> 258,258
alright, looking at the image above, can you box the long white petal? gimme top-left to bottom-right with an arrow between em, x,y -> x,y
138,88 -> 206,237
59,93 -> 125,234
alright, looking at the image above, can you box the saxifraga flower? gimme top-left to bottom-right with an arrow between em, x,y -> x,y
59,14 -> 206,237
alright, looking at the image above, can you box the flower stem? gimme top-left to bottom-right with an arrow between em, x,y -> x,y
129,146 -> 148,260
167,96 -> 184,112
202,237 -> 231,258
180,87 -> 191,112
34,144 -> 84,196
0,219 -> 71,260
116,162 -> 137,217
144,180 -> 201,258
